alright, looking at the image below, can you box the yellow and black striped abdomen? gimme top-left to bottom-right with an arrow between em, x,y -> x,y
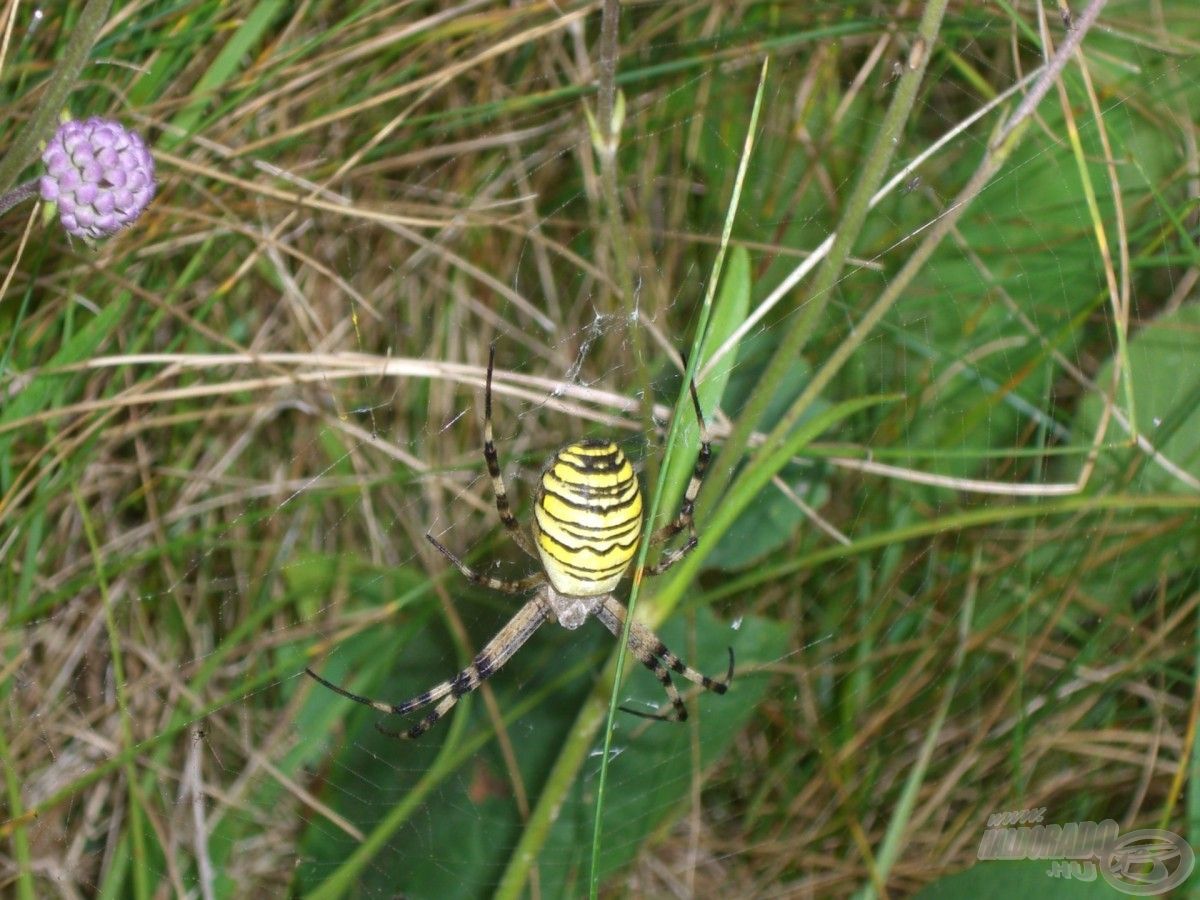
533,440 -> 643,597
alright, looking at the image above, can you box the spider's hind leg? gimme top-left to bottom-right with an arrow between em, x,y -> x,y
375,670 -> 478,740
594,595 -> 734,723
306,595 -> 549,739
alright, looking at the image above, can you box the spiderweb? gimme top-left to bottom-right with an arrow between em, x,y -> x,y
3,2 -> 1198,898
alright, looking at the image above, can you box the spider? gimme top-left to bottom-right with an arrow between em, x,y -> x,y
306,348 -> 734,739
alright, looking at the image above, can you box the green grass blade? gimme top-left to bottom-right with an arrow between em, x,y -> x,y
586,56 -> 770,900
160,1 -> 289,148
0,0 -> 111,192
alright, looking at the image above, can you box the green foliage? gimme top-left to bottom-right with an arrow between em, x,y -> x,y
1077,304 -> 1200,491
702,328 -> 831,570
658,244 -> 751,523
296,609 -> 784,897
917,860 -> 1131,899
2,1 -> 1199,897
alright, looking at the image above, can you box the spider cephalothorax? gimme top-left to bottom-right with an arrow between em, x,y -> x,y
306,348 -> 733,739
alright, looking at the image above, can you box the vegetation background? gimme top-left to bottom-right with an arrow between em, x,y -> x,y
1,0 -> 1198,897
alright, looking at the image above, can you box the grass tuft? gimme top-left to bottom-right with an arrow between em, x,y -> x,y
1,2 -> 1198,896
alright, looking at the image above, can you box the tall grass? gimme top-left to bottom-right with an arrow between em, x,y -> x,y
1,1 -> 1198,896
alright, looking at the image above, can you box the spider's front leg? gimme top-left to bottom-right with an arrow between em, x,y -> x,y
482,344 -> 537,558
425,533 -> 545,594
646,379 -> 711,576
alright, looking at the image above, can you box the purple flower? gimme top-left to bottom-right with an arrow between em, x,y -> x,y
39,117 -> 155,240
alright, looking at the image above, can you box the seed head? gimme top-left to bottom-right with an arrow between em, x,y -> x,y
39,117 -> 155,240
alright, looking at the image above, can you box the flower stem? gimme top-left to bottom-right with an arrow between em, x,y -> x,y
0,0 -> 112,193
0,179 -> 40,217
595,0 -> 655,472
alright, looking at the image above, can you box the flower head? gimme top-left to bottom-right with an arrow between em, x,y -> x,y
39,117 -> 155,240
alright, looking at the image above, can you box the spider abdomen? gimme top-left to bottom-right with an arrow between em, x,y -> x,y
533,440 -> 643,597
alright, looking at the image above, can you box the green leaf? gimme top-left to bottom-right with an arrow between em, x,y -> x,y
721,328 -> 819,433
1076,304 -> 1200,492
660,243 -> 753,523
542,609 -> 788,895
699,243 -> 752,415
160,1 -> 289,148
917,859 -> 1142,899
301,608 -> 785,898
0,291 -> 129,463
705,461 -> 828,570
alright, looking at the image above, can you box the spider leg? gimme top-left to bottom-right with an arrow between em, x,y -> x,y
305,596 -> 549,740
426,533 -> 546,594
644,538 -> 697,577
483,345 -> 537,558
647,380 -> 710,575
594,595 -> 734,723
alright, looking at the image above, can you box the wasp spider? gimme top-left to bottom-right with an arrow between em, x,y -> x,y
306,349 -> 734,739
